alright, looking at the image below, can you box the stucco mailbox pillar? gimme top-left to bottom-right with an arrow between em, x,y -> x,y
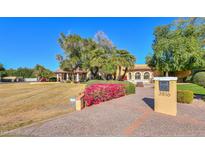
154,77 -> 177,116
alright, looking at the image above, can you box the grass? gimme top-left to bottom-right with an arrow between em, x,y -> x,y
86,79 -> 130,85
0,82 -> 85,133
177,83 -> 205,95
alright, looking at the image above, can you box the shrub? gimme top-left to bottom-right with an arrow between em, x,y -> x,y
65,80 -> 71,83
124,82 -> 136,94
86,80 -> 135,95
201,95 -> 205,101
177,90 -> 194,104
49,77 -> 57,82
83,84 -> 126,106
193,72 -> 205,87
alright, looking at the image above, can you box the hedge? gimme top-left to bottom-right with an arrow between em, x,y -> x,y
177,90 -> 194,104
86,80 -> 135,95
193,72 -> 205,87
84,84 -> 126,106
49,77 -> 57,82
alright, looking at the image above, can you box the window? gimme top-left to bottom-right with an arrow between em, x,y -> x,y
144,72 -> 150,80
135,72 -> 141,80
129,73 -> 132,80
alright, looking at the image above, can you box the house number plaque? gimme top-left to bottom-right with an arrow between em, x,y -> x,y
159,81 -> 170,96
159,81 -> 169,91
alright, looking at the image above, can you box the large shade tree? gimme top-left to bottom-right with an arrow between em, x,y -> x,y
56,31 -> 136,80
146,17 -> 205,77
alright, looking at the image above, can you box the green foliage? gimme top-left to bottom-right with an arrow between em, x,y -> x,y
1,64 -> 53,79
124,82 -> 136,94
3,68 -> 35,78
33,64 -> 54,79
146,17 -> 205,76
0,63 -> 5,71
0,63 -> 6,79
193,72 -> 205,87
185,75 -> 192,82
177,83 -> 205,95
86,80 -> 136,95
177,90 -> 194,104
57,31 -> 136,80
49,77 -> 57,82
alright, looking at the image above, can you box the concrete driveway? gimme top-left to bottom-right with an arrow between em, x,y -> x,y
5,87 -> 205,136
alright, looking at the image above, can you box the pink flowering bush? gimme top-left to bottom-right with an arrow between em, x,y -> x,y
83,84 -> 126,106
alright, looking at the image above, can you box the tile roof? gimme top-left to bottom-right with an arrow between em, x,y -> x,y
54,68 -> 68,73
129,64 -> 152,71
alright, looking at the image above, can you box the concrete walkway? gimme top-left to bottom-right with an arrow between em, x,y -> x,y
6,87 -> 205,136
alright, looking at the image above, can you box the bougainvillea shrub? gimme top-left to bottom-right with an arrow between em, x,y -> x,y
86,80 -> 136,95
83,84 -> 126,106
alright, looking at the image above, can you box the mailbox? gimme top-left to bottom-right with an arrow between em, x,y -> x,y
154,77 -> 177,116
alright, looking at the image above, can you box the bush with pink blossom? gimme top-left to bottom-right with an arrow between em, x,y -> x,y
83,84 -> 126,106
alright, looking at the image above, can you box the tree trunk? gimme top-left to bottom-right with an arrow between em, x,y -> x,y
113,72 -> 116,80
118,66 -> 122,80
121,67 -> 128,80
106,74 -> 109,80
91,67 -> 99,79
165,72 -> 169,77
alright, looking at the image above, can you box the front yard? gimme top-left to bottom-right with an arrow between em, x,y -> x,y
0,83 -> 85,133
1,81 -> 205,134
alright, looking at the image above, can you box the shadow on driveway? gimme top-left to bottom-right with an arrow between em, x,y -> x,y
143,97 -> 154,110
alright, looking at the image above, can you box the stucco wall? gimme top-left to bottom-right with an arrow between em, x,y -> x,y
126,71 -> 153,83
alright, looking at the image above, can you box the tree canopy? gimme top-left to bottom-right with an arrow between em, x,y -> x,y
33,64 -> 54,79
0,63 -> 5,71
0,64 -> 53,79
146,17 -> 205,77
57,31 -> 136,80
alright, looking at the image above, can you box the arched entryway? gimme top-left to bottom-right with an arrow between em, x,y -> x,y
144,72 -> 150,80
135,72 -> 141,80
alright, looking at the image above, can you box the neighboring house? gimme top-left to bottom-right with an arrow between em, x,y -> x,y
126,64 -> 154,84
2,76 -> 25,82
55,68 -> 87,82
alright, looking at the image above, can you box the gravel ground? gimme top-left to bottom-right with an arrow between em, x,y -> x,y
5,86 -> 205,137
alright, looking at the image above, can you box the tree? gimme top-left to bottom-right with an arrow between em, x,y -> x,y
57,31 -> 136,80
91,31 -> 116,79
58,33 -> 85,71
0,63 -> 5,81
146,17 -> 205,77
0,63 -> 5,71
115,50 -> 136,80
33,64 -> 53,79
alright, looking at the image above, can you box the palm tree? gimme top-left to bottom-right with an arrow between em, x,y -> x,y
115,50 -> 136,80
33,64 -> 45,80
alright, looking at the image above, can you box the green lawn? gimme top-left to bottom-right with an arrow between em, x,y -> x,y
177,83 -> 205,95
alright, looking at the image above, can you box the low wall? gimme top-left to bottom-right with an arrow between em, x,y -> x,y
24,78 -> 38,82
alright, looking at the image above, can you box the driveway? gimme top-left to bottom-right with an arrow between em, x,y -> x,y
5,86 -> 205,136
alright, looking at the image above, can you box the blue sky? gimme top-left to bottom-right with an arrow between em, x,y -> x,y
0,17 -> 176,71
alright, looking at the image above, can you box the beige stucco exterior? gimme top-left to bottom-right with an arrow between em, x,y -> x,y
154,77 -> 177,116
126,64 -> 154,84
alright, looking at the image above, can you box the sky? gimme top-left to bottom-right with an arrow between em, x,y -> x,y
0,17 -> 176,71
